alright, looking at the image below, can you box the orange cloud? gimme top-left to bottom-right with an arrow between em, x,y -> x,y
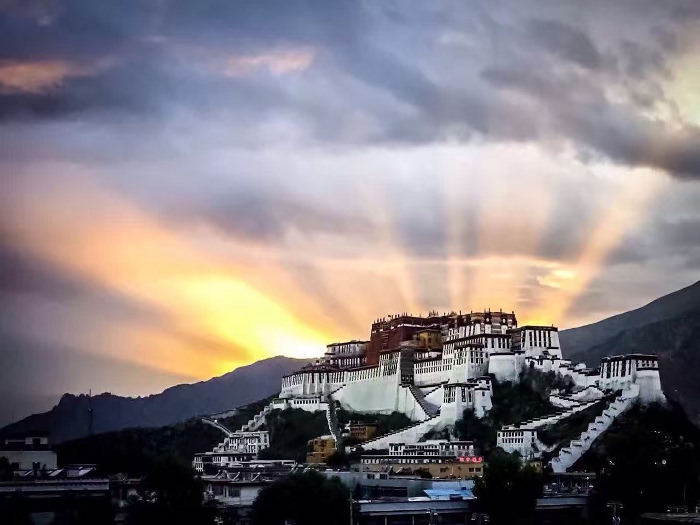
3,168 -> 334,379
525,166 -> 667,326
0,58 -> 114,93
222,48 -> 315,77
0,60 -> 77,92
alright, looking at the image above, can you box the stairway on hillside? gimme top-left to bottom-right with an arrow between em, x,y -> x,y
550,385 -> 639,473
515,399 -> 599,430
325,395 -> 340,442
550,386 -> 605,408
408,384 -> 440,417
240,403 -> 273,432
354,414 -> 442,451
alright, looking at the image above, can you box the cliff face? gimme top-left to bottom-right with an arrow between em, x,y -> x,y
0,355 -> 312,443
560,281 -> 700,426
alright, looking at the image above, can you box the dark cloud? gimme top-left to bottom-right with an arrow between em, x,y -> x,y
527,18 -> 603,70
0,0 -> 699,182
166,191 -> 374,244
0,241 -> 83,297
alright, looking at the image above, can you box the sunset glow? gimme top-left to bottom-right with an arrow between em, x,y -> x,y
2,0 -> 700,414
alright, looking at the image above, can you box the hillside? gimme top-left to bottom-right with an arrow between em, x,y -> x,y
0,355 -> 312,444
560,280 -> 700,359
575,401 -> 700,517
560,281 -> 700,426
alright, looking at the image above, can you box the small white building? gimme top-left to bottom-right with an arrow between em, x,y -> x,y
215,431 -> 270,455
1,433 -> 57,471
598,354 -> 664,403
389,440 -> 475,458
496,427 -> 539,458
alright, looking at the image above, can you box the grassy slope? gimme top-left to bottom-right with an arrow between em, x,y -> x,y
54,396 -> 275,475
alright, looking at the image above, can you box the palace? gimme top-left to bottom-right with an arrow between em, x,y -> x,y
275,310 -> 665,456
195,309 -> 666,477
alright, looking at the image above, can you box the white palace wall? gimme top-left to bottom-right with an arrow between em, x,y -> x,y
488,353 -> 519,382
279,317 -> 667,454
334,375 -> 399,414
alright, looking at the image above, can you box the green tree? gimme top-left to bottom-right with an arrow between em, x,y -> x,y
0,456 -> 14,480
251,471 -> 350,525
127,458 -> 213,525
473,450 -> 543,525
580,402 -> 700,517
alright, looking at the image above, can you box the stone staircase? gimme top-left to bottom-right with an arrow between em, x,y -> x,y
353,414 -> 442,451
550,385 -> 639,473
240,403 -> 273,432
325,395 -> 341,442
408,384 -> 440,417
550,386 -> 605,408
202,417 -> 234,437
515,400 -> 599,430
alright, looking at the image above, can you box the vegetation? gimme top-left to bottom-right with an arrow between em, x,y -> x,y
251,471 -> 350,525
258,408 -> 330,463
126,458 -> 215,525
55,419 -> 222,476
579,401 -> 700,519
538,399 -> 606,447
0,457 -> 13,480
473,449 -> 543,525
455,368 -> 562,456
54,396 -> 275,475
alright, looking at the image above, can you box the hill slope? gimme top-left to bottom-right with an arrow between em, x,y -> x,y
560,280 -> 700,425
560,280 -> 700,358
0,355 -> 311,443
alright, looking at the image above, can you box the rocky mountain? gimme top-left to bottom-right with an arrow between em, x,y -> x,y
0,355 -> 312,444
560,280 -> 700,425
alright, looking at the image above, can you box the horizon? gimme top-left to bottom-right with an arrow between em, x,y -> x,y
2,1 -> 700,427
6,281 -> 697,415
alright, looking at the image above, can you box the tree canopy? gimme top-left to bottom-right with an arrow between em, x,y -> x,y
251,471 -> 350,525
473,450 -> 543,525
579,401 -> 700,518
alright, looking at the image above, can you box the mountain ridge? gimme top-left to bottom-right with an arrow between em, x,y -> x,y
0,355 -> 312,443
560,280 -> 700,360
560,280 -> 700,425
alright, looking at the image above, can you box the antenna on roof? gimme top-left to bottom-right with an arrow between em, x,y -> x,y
88,389 -> 94,437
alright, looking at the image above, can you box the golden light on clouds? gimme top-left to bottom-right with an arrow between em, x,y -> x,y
0,60 -> 78,93
1,143 -> 671,383
4,169 -> 333,379
0,58 -> 113,93
525,166 -> 667,325
222,48 -> 315,77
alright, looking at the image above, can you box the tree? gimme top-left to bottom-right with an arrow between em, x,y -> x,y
127,458 -> 214,525
581,402 -> 700,518
251,471 -> 350,525
0,457 -> 14,481
473,450 -> 543,525
325,449 -> 350,468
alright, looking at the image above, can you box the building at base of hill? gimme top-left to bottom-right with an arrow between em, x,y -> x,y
306,435 -> 337,464
202,460 -> 298,521
1,432 -> 57,471
360,440 -> 483,479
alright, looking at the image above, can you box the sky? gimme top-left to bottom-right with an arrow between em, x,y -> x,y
2,0 -> 700,424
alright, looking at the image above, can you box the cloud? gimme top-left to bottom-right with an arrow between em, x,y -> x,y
0,0 -> 697,180
220,48 -> 315,77
0,60 -> 85,93
527,18 -> 603,70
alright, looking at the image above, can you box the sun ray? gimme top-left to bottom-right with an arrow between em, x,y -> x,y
527,167 -> 667,325
4,168 -> 335,376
